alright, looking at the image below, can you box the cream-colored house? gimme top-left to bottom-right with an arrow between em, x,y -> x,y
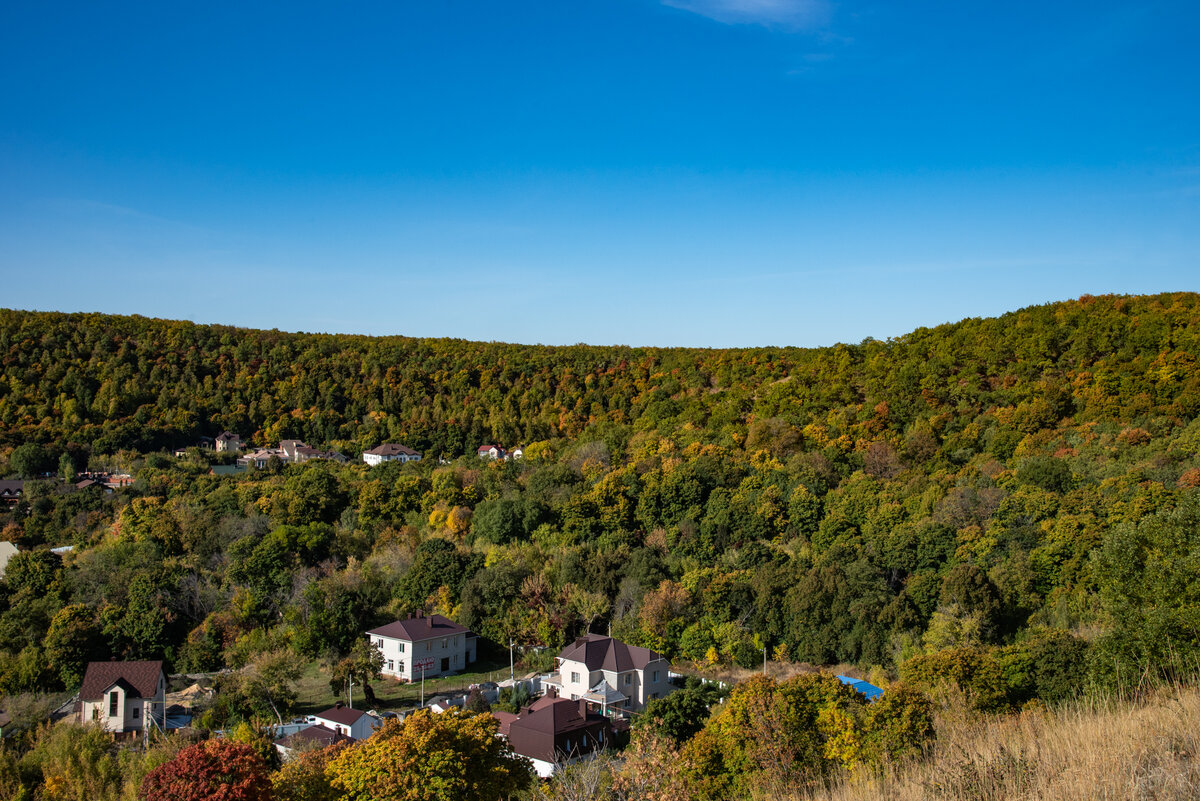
541,634 -> 674,715
78,660 -> 165,734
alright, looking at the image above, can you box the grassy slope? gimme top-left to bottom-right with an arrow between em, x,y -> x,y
786,685 -> 1200,801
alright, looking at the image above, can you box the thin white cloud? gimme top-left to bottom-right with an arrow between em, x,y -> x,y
662,0 -> 828,29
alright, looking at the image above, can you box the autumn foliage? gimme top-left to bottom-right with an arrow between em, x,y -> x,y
140,738 -> 274,801
326,709 -> 532,801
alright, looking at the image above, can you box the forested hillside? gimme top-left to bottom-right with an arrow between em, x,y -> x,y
1,292 -> 1200,717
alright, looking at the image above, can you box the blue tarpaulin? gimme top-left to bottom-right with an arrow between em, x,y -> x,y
835,675 -> 884,701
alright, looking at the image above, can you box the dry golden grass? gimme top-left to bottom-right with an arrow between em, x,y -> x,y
778,684 -> 1200,801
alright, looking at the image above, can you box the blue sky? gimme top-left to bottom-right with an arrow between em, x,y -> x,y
1,1 -> 1197,347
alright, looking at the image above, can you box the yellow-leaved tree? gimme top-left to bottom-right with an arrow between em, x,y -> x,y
326,709 -> 532,801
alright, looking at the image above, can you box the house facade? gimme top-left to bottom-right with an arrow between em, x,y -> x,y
363,444 -> 422,466
0,480 -> 24,507
366,612 -> 478,682
505,694 -> 614,778
238,440 -> 347,468
477,445 -> 506,460
78,660 -> 166,734
215,431 -> 244,452
542,634 -> 674,714
311,703 -> 379,740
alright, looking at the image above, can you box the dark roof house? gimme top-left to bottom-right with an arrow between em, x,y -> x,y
77,660 -> 166,734
557,634 -> 665,673
0,480 -> 24,505
505,694 -> 613,777
276,724 -> 354,755
80,660 -> 164,702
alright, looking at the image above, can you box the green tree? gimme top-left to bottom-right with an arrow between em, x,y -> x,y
9,443 -> 52,479
636,680 -> 724,743
43,603 -> 104,687
20,722 -> 124,801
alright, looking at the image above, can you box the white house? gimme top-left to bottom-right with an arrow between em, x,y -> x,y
366,612 -> 478,682
477,445 -> 506,460
77,660 -> 166,734
215,431 -> 245,452
310,703 -> 379,740
363,444 -> 422,466
541,634 -> 674,715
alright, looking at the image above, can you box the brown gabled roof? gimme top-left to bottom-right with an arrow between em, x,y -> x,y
557,634 -> 665,673
506,697 -> 612,764
367,613 -> 470,642
314,705 -> 371,727
80,660 -> 163,701
492,710 -> 519,737
277,724 -> 353,750
365,444 -> 420,457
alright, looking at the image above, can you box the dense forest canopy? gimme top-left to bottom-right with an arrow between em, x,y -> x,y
1,291 -> 1199,715
3,292 -> 1197,456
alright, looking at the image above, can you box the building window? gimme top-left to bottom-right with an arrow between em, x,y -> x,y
399,661 -> 405,673
109,691 -> 119,717
426,641 -> 432,652
92,708 -> 99,721
624,675 -> 632,686
398,642 -> 405,653
387,660 -> 394,671
442,638 -> 447,649
375,638 -> 384,648
132,707 -> 139,719
652,670 -> 659,682
570,671 -> 580,683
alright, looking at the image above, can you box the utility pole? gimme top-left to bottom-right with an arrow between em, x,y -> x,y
420,665 -> 426,708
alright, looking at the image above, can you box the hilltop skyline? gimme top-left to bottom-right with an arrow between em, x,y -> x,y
2,1 -> 1197,347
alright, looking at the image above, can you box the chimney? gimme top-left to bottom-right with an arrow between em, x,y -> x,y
335,701 -> 344,709
548,686 -> 557,698
578,699 -> 588,718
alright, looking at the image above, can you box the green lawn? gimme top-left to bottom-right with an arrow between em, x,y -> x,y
290,655 -> 516,718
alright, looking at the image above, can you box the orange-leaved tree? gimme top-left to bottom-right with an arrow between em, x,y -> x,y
141,738 -> 273,801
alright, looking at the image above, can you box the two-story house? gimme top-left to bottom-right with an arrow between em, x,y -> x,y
363,444 -> 422,466
77,660 -> 166,734
214,431 -> 245,452
542,634 -> 674,714
366,612 -> 478,682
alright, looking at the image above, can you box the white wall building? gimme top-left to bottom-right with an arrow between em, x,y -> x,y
311,704 -> 380,740
367,613 -> 478,682
363,444 -> 422,466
